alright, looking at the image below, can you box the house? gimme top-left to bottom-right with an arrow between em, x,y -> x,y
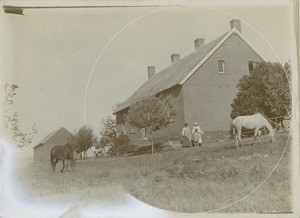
33,127 -> 74,162
114,19 -> 264,141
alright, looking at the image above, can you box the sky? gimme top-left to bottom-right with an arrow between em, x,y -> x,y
2,1 -> 295,148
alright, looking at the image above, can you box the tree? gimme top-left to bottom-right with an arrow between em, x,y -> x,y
4,83 -> 38,147
125,94 -> 175,154
98,112 -> 132,156
98,116 -> 117,147
231,62 -> 291,121
98,102 -> 122,148
72,125 -> 97,152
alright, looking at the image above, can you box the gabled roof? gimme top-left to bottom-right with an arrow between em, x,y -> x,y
34,127 -> 73,148
114,28 -> 263,114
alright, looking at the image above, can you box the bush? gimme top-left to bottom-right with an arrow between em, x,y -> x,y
110,144 -> 137,156
113,133 -> 130,146
110,134 -> 136,156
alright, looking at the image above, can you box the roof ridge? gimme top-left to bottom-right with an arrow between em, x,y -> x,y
36,127 -> 66,145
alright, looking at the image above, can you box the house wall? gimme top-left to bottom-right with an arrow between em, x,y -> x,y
182,34 -> 263,132
152,85 -> 184,139
34,128 -> 73,162
115,85 -> 184,141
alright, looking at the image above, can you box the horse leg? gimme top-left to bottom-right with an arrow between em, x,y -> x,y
254,128 -> 261,144
51,158 -> 55,172
237,129 -> 243,147
235,134 -> 239,147
233,126 -> 239,147
65,159 -> 68,172
61,160 -> 65,173
53,159 -> 59,172
66,159 -> 70,172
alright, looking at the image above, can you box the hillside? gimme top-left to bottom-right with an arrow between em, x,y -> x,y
16,131 -> 291,213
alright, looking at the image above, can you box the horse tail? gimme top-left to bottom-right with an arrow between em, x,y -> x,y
230,120 -> 235,139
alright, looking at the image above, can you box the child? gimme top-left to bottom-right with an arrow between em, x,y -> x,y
193,128 -> 202,146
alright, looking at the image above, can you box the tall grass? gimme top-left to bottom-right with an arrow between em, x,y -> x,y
17,132 -> 291,213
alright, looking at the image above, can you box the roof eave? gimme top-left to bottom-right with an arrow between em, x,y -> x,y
113,84 -> 181,115
33,143 -> 43,149
113,107 -> 129,115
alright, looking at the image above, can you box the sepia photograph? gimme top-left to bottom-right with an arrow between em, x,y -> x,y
0,0 -> 299,217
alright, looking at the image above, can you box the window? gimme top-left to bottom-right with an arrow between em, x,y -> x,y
218,60 -> 225,73
248,61 -> 255,73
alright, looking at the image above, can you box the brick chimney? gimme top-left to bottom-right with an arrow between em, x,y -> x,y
230,19 -> 241,33
194,38 -> 205,50
147,66 -> 155,79
171,54 -> 180,63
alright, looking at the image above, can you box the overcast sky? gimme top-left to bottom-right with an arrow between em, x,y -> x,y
3,2 -> 294,147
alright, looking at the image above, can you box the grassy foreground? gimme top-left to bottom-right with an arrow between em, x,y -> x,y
17,132 -> 291,213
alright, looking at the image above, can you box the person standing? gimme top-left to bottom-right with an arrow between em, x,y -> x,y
181,123 -> 192,147
192,129 -> 201,146
192,122 -> 203,145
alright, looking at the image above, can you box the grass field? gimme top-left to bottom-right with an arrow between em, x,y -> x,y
16,131 -> 292,213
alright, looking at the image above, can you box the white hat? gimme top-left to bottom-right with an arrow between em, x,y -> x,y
195,122 -> 198,125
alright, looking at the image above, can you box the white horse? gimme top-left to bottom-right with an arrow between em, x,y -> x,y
230,113 -> 276,147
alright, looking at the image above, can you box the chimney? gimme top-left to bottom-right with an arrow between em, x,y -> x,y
194,38 -> 205,50
147,66 -> 155,79
171,54 -> 180,63
230,19 -> 241,33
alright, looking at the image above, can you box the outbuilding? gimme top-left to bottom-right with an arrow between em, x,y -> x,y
33,127 -> 74,162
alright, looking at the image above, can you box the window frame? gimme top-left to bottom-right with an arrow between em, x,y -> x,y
218,60 -> 226,74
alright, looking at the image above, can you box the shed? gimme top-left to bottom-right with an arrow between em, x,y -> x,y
33,127 -> 74,162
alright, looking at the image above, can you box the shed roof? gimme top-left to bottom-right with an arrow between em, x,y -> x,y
114,28 -> 262,114
33,127 -> 73,149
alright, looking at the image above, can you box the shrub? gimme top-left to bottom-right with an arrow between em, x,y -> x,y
109,144 -> 137,156
113,133 -> 130,146
109,134 -> 136,156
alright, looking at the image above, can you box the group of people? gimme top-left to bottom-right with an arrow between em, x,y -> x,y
181,122 -> 204,147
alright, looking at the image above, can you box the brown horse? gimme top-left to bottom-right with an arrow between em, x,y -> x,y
50,143 -> 75,172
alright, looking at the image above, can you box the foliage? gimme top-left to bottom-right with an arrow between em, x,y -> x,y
72,125 -> 97,152
109,143 -> 136,156
231,62 -> 291,119
113,133 -> 130,146
125,94 -> 175,153
98,114 -> 132,155
98,115 -> 117,147
4,83 -> 38,147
